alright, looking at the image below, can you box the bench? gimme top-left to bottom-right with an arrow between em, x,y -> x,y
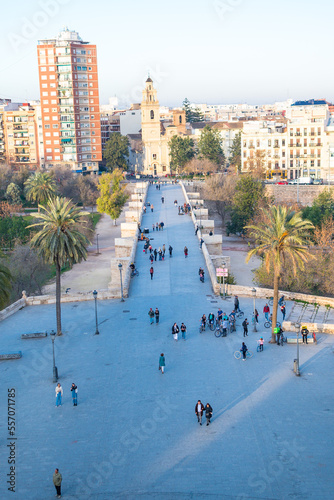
286,338 -> 315,344
21,332 -> 47,339
0,352 -> 22,360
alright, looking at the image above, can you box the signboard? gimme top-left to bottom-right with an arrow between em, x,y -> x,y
216,268 -> 228,277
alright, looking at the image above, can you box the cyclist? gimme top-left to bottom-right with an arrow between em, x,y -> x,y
129,262 -> 135,272
199,270 -> 205,283
234,295 -> 240,313
200,314 -> 206,330
222,319 -> 228,336
241,342 -> 248,361
217,308 -> 223,322
278,295 -> 285,306
208,312 -> 215,327
223,312 -> 228,321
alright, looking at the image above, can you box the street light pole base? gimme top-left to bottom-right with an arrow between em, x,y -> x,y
94,331 -> 100,335
121,298 -> 125,302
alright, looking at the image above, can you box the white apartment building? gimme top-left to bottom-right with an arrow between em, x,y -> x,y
241,100 -> 333,181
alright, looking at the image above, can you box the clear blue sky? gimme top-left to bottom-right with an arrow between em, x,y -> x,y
0,0 -> 333,106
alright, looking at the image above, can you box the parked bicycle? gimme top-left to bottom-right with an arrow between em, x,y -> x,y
264,319 -> 281,329
235,310 -> 244,318
214,322 -> 228,337
234,350 -> 253,359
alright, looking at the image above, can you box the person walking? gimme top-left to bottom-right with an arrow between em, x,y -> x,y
281,304 -> 286,321
184,246 -> 188,258
255,309 -> 259,323
148,308 -> 155,324
263,303 -> 270,321
180,322 -> 187,340
55,383 -> 63,407
156,222 -> 159,231
301,326 -> 309,344
161,196 -> 164,203
53,468 -> 62,498
70,383 -> 78,406
151,204 -> 154,212
155,308 -> 160,324
150,266 -> 154,280
158,248 -> 162,261
162,244 -> 166,254
149,253 -> 154,264
195,225 -> 199,235
195,400 -> 204,425
154,248 -> 157,261
152,224 -> 155,232
234,295 -> 240,313
172,323 -> 179,341
199,238 -> 204,249
242,318 -> 249,337
159,353 -> 165,374
169,245 -> 173,257
205,403 -> 213,426
241,342 -> 248,360
258,337 -> 264,352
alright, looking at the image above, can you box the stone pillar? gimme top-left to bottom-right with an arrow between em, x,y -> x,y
121,222 -> 138,238
115,238 -> 133,258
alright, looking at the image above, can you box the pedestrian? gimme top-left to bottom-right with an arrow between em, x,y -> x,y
255,309 -> 259,323
152,224 -> 155,232
151,204 -> 154,212
258,337 -> 264,352
154,248 -> 157,261
162,244 -> 166,254
149,254 -> 154,264
242,318 -> 249,337
178,206 -> 181,214
159,353 -> 165,374
161,196 -> 164,203
195,400 -> 204,425
150,266 -> 154,280
158,223 -> 161,231
148,308 -> 154,324
241,342 -> 248,360
172,322 -> 179,341
281,304 -> 286,321
155,307 -> 160,324
169,245 -> 173,257
234,295 -> 240,313
184,246 -> 188,258
53,468 -> 62,498
180,322 -> 187,340
263,303 -> 270,321
200,238 -> 204,249
55,383 -> 63,407
195,225 -> 199,235
149,245 -> 152,254
158,248 -> 162,260
70,383 -> 78,406
160,221 -> 164,231
301,326 -> 309,344
205,403 -> 213,426
156,222 -> 159,231
143,206 -> 146,213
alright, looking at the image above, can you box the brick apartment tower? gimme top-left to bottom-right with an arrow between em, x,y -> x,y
37,28 -> 102,173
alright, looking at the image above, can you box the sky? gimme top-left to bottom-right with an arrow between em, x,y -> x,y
0,0 -> 333,107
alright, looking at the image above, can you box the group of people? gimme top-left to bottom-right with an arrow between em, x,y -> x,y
178,203 -> 191,215
171,322 -> 187,341
195,400 -> 213,426
148,307 -> 160,324
152,221 -> 165,231
55,382 -> 78,407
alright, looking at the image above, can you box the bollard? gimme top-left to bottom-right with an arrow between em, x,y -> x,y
293,359 -> 298,373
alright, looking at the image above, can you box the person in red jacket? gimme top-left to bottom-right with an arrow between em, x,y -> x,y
263,303 -> 270,321
195,400 -> 204,425
150,266 -> 154,280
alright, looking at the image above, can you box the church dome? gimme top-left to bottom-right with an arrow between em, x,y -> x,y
146,77 -> 153,83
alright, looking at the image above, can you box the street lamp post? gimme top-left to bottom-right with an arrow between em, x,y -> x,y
50,330 -> 58,383
252,288 -> 257,332
93,290 -> 99,335
118,263 -> 124,302
295,322 -> 300,376
96,233 -> 100,255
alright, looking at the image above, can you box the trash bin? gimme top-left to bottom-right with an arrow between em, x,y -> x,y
293,359 -> 298,373
144,228 -> 149,234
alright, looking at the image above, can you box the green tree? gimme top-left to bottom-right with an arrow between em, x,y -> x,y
229,131 -> 241,172
182,98 -> 204,123
302,189 -> 334,228
0,252 -> 12,309
24,172 -> 57,208
29,197 -> 90,335
97,170 -> 129,224
227,176 -> 267,234
6,182 -> 21,205
246,206 -> 314,342
203,174 -> 236,226
103,133 -> 130,172
168,135 -> 195,173
198,125 -> 225,166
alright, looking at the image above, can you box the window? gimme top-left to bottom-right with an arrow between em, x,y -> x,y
153,154 -> 157,159
40,67 -> 47,72
53,125 -> 58,129
49,66 -> 55,71
268,140 -> 271,147
41,75 -> 47,80
150,110 -> 154,120
42,92 -> 48,96
44,125 -> 50,129
49,75 -> 55,80
42,84 -> 47,88
45,132 -> 51,137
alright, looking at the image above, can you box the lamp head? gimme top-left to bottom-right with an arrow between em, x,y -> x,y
251,288 -> 256,297
93,290 -> 98,298
295,322 -> 300,334
118,263 -> 122,270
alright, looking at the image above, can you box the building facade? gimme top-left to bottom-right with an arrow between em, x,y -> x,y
37,28 -> 102,174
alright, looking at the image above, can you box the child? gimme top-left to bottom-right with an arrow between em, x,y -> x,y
258,337 -> 264,352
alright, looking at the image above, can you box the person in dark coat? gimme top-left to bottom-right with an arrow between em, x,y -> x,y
150,266 -> 154,280
205,403 -> 213,426
234,295 -> 240,313
169,245 -> 173,257
184,246 -> 188,257
154,248 -> 157,261
195,400 -> 204,425
242,318 -> 249,337
53,468 -> 62,498
70,383 -> 78,406
155,308 -> 160,324
241,342 -> 248,360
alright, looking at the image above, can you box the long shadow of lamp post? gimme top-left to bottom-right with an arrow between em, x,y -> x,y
93,290 -> 99,335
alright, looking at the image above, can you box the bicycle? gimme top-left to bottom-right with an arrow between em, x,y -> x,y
278,333 -> 287,346
235,310 -> 244,318
214,324 -> 228,337
234,350 -> 253,359
268,296 -> 286,307
130,269 -> 139,278
199,322 -> 206,333
209,321 -> 215,331
264,319 -> 281,329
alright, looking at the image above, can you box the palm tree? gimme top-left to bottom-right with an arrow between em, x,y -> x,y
29,197 -> 90,335
246,205 -> 314,342
24,172 -> 57,209
0,255 -> 12,309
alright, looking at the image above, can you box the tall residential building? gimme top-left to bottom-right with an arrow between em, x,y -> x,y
0,109 -> 5,163
37,28 -> 102,174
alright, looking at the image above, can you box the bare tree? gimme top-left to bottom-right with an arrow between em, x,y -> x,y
202,174 -> 237,227
183,157 -> 217,175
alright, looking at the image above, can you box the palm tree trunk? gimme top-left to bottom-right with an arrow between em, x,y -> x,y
55,259 -> 62,336
271,270 -> 280,343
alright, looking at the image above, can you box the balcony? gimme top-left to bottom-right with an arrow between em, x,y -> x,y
248,145 -> 255,149
295,133 -> 301,136
15,149 -> 29,155
13,124 -> 28,131
273,155 -> 280,159
273,144 -> 280,149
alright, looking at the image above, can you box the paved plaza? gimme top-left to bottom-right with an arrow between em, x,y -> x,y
0,184 -> 334,499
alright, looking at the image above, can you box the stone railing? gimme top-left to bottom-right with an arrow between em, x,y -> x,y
0,297 -> 26,322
